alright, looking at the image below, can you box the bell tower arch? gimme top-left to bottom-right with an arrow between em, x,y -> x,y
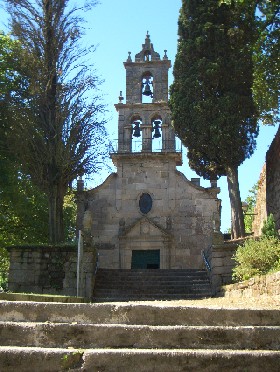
113,32 -> 180,162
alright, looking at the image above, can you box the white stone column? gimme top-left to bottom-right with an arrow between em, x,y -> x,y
141,124 -> 152,152
162,124 -> 175,151
123,125 -> 132,152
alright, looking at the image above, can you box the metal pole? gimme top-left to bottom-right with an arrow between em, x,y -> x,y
77,230 -> 83,297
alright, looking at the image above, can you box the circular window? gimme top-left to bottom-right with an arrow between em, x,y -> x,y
139,193 -> 153,214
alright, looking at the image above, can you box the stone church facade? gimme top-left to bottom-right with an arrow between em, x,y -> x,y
77,34 -> 222,271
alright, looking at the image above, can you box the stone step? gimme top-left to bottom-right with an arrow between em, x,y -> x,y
93,268 -> 212,301
0,301 -> 279,326
93,295 -> 211,302
1,301 -> 280,370
94,283 -> 211,291
1,322 -> 280,350
0,346 -> 280,372
95,269 -> 209,279
96,279 -> 210,288
96,274 -> 209,279
93,285 -> 211,293
97,269 -> 208,273
92,294 -> 212,301
92,292 -> 212,300
93,291 -> 211,297
95,273 -> 209,279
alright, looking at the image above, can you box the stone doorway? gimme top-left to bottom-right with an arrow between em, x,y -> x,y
131,249 -> 160,269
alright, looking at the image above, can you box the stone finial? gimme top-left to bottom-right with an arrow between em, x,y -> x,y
191,178 -> 200,187
210,179 -> 217,188
127,51 -> 132,62
135,33 -> 160,62
119,91 -> 124,103
77,177 -> 84,192
163,50 -> 168,60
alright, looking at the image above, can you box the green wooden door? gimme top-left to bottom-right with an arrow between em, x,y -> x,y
131,250 -> 160,269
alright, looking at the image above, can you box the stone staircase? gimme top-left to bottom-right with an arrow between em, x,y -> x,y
0,300 -> 280,371
93,268 -> 212,301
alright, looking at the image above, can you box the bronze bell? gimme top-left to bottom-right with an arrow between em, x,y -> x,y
133,121 -> 141,137
153,120 -> 161,138
142,79 -> 153,97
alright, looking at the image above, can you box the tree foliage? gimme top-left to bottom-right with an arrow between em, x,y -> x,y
0,158 -> 49,247
221,0 -> 280,125
233,236 -> 280,281
0,31 -> 19,95
0,157 -> 77,247
0,159 -> 77,290
0,31 -> 23,150
170,0 -> 259,238
253,0 -> 280,125
262,213 -> 278,238
0,248 -> 9,290
2,0 -> 108,243
243,182 -> 258,234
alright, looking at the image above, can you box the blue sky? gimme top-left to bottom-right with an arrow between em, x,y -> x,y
84,0 -> 278,232
2,0 -> 278,232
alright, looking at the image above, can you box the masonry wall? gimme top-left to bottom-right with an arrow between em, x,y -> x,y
252,164 -> 267,236
79,154 -> 221,270
266,126 -> 280,232
7,245 -> 96,298
207,240 -> 239,294
219,271 -> 280,298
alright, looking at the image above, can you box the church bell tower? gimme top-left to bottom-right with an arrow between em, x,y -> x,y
112,32 -> 181,164
77,33 -> 221,273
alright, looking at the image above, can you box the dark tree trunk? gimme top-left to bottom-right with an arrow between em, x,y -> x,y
56,184 -> 66,243
226,165 -> 245,239
48,184 -> 66,243
48,192 -> 57,244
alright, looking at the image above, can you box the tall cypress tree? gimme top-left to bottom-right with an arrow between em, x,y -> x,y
170,0 -> 259,238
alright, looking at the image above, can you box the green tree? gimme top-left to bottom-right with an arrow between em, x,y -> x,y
253,1 -> 279,125
170,0 -> 259,239
233,236 -> 280,281
0,158 -> 77,289
222,0 -> 280,125
243,182 -> 258,234
0,31 -> 23,150
262,213 -> 278,238
0,32 -> 16,94
0,157 -> 77,247
0,159 -> 49,247
3,0 -> 108,243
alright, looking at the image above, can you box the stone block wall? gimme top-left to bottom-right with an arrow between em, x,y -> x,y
80,154 -> 221,270
252,164 -> 267,236
266,126 -> 280,232
7,245 -> 96,299
207,240 -> 240,294
219,271 -> 280,298
124,60 -> 171,104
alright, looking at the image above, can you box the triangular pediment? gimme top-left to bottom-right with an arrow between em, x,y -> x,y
120,217 -> 171,239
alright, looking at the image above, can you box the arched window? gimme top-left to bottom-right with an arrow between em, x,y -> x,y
131,116 -> 142,152
141,72 -> 153,103
144,50 -> 151,61
151,116 -> 162,152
